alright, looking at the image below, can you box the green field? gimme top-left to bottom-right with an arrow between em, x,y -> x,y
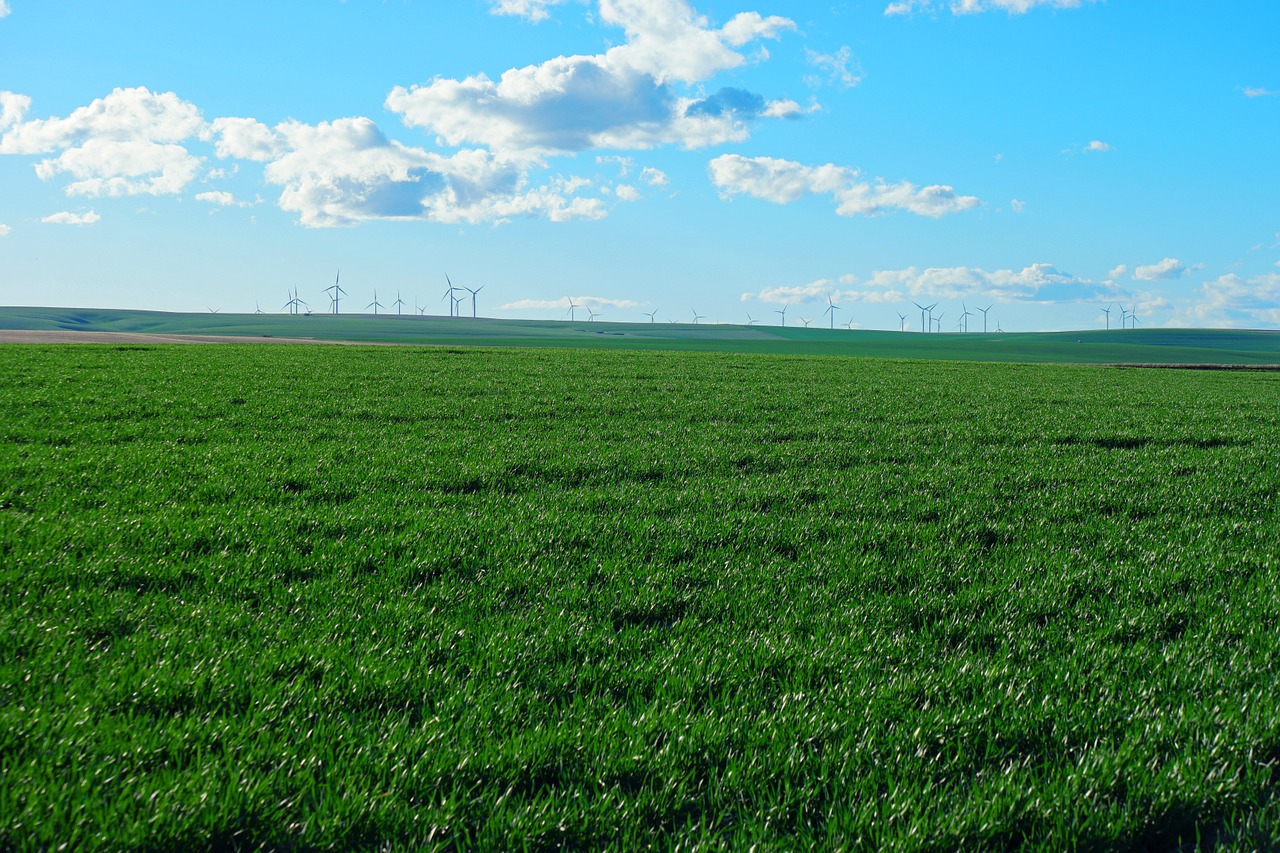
2,343 -> 1278,850
5,305 -> 1280,365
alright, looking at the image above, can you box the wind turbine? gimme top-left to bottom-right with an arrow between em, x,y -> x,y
825,293 -> 841,329
644,309 -> 658,323
746,313 -> 759,326
392,291 -> 406,316
1119,305 -> 1130,329
996,319 -> 1004,333
960,303 -> 974,334
442,274 -> 464,318
255,301 -> 264,315
587,307 -> 600,321
691,309 -> 705,324
1102,303 -> 1113,330
774,304 -> 788,327
566,298 -> 579,321
324,270 -> 346,315
207,307 -> 219,313
897,312 -> 907,332
366,289 -> 385,315
463,285 -> 484,319
977,304 -> 993,333
933,312 -> 945,333
1129,305 -> 1139,329
799,317 -> 813,328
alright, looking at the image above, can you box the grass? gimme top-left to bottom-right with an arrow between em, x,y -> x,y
4,305 -> 1280,364
1,343 -> 1278,850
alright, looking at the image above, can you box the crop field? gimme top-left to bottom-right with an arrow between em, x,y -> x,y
2,343 -> 1278,850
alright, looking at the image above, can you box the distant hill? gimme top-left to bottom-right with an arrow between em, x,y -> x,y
2,306 -> 1278,365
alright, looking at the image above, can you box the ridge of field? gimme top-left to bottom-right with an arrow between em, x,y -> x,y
2,343 -> 1278,850
4,305 -> 1280,364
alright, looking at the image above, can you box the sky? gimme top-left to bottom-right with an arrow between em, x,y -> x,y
1,0 -> 1278,331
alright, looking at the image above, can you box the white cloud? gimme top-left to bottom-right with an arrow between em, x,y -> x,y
213,115 -> 608,227
41,210 -> 101,225
614,183 -> 641,201
1107,264 -> 1128,280
1,87 -> 208,197
210,117 -> 282,162
952,0 -> 1089,12
195,190 -> 251,207
1172,273 -> 1280,329
490,0 -> 570,22
385,0 -> 795,155
804,47 -> 864,89
708,154 -> 979,218
0,223 -> 11,236
743,263 -> 1120,306
1010,198 -> 1025,213
1241,86 -> 1278,98
641,166 -> 669,185
1084,139 -> 1112,152
1132,257 -> 1186,281
888,0 -> 1090,13
0,2 -> 10,19
0,91 -> 28,129
499,294 -> 642,311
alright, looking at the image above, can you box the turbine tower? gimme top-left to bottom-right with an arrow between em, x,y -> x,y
324,270 -> 346,315
1102,303 -> 1113,330
897,312 -> 907,332
463,285 -> 484,319
392,291 -> 406,316
443,274 -> 460,318
825,293 -> 841,330
644,309 -> 658,323
566,298 -> 579,321
774,304 -> 788,327
366,289 -> 385,316
978,304 -> 993,333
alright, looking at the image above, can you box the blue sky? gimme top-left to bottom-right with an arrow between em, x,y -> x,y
1,0 -> 1277,330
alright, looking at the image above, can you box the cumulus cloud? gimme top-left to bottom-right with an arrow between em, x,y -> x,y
0,87 -> 207,197
195,190 -> 250,207
1173,273 -> 1280,329
1084,139 -> 1112,152
41,210 -> 101,225
1132,257 -> 1186,281
0,91 -> 28,129
211,115 -> 608,227
0,223 -> 11,236
708,154 -> 979,218
641,166 -> 669,185
490,0 -> 569,21
1010,198 -> 1025,213
386,0 -> 795,155
0,2 -> 10,18
742,263 -> 1121,306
